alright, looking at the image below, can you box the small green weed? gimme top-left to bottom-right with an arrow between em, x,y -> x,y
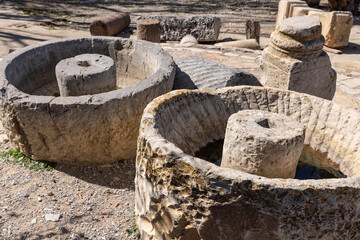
1,149 -> 56,171
126,207 -> 139,237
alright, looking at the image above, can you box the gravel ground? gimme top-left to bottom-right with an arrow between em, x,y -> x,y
0,139 -> 138,239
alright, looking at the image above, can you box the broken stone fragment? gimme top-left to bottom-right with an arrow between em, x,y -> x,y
214,39 -> 261,49
90,12 -> 131,36
173,56 -> 261,90
137,16 -> 221,41
221,110 -> 305,178
180,34 -> 198,46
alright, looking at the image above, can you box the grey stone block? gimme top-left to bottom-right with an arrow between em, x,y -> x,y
0,37 -> 176,165
173,56 -> 261,90
138,16 -> 221,41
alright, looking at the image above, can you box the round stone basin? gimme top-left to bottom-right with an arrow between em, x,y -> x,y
136,86 -> 360,240
0,37 -> 175,164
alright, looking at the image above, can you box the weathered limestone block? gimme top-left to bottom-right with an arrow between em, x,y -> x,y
214,39 -> 261,49
245,20 -> 260,43
221,110 -> 305,178
137,19 -> 161,43
55,54 -> 116,97
90,12 -> 131,36
276,0 -> 307,25
276,0 -> 353,48
173,56 -> 261,90
308,10 -> 353,48
136,86 -> 360,240
260,17 -> 336,100
138,16 -> 221,42
0,37 -> 175,164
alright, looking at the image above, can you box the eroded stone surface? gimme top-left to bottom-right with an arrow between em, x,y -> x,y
276,0 -> 353,48
174,56 -> 261,90
261,16 -> 336,100
136,86 -> 360,239
55,54 -> 116,97
221,110 -> 305,178
0,37 -> 175,164
138,16 -> 221,42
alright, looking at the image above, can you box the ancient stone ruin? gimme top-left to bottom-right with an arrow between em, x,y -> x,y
136,86 -> 360,239
261,16 -> 336,100
0,37 -> 175,164
221,110 -> 305,178
276,0 -> 353,48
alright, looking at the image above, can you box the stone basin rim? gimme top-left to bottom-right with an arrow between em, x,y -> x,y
140,86 -> 360,189
0,36 -> 173,106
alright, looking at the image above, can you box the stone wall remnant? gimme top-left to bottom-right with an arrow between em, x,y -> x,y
138,16 -> 221,42
136,86 -> 360,239
173,56 -> 261,90
136,19 -> 161,43
55,54 -> 116,97
221,110 -> 305,178
90,12 -> 131,36
0,37 -> 175,164
260,16 -> 336,100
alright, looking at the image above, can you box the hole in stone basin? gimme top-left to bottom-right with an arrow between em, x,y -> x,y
194,139 -> 346,180
256,118 -> 270,128
77,60 -> 91,67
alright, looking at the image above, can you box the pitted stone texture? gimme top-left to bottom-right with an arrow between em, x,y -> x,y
261,16 -> 336,100
221,110 -> 305,178
0,37 -> 175,164
55,54 -> 116,97
138,16 -> 221,42
308,10 -> 354,48
173,56 -> 261,90
136,86 -> 360,240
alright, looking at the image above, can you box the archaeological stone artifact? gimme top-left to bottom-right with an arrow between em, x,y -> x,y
261,16 -> 336,100
276,0 -> 353,48
174,56 -> 261,90
55,54 -> 116,97
0,37 -> 175,164
221,110 -> 305,178
138,16 -> 221,42
136,86 -> 360,239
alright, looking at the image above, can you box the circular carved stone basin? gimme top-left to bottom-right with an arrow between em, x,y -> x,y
0,37 -> 175,164
136,86 -> 360,240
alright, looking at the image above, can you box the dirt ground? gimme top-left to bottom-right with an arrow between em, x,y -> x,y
1,0 -> 360,239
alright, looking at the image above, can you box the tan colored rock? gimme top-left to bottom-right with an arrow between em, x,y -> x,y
137,19 -> 161,43
276,0 -> 354,48
308,10 -> 353,48
276,0 -> 306,25
214,39 -> 260,50
90,12 -> 131,36
136,86 -> 360,240
260,17 -> 336,100
221,110 -> 305,178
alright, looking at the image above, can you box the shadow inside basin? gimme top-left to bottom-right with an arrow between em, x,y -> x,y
194,139 -> 346,180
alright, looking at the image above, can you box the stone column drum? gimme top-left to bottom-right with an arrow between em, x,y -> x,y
260,16 -> 336,100
221,110 -> 305,178
56,54 -> 116,97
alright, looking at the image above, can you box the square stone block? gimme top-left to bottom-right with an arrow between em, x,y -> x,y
308,10 -> 353,48
260,47 -> 336,100
276,0 -> 307,25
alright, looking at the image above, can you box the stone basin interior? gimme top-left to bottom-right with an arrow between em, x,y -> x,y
5,38 -> 157,96
194,139 -> 346,179
155,89 -> 360,180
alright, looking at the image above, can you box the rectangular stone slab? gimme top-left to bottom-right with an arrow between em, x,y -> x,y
137,16 -> 221,41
